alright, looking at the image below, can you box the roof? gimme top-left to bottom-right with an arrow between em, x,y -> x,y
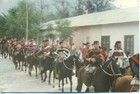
40,7 -> 139,30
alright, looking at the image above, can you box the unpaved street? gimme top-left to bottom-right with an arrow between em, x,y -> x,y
0,55 -> 86,92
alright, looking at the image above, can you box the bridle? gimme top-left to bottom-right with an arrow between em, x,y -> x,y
62,57 -> 76,71
100,61 -> 122,77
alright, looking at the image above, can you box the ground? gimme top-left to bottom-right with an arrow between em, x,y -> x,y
0,55 -> 86,92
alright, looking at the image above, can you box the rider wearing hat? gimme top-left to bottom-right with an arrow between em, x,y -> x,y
54,40 -> 71,78
26,39 -> 36,55
85,41 -> 106,92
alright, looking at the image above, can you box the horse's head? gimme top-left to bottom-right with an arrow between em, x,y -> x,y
49,47 -> 57,57
102,59 -> 122,77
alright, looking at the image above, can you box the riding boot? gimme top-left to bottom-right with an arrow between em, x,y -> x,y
88,73 -> 95,92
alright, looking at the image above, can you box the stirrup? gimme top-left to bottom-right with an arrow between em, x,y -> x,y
130,76 -> 139,85
89,86 -> 95,92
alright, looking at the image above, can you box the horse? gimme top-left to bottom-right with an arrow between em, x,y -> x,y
12,48 -> 26,71
26,51 -> 40,78
39,47 -> 55,84
7,43 -> 13,60
76,58 -> 122,92
53,55 -> 80,92
1,41 -> 9,58
114,53 -> 139,92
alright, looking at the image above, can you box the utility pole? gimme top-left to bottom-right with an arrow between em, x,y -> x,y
26,0 -> 29,42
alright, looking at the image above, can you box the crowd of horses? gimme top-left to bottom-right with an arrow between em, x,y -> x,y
0,42 -> 139,92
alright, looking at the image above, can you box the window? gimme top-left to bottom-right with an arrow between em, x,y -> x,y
101,36 -> 110,50
86,37 -> 90,43
124,35 -> 134,55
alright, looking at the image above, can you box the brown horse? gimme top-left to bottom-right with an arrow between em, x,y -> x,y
76,59 -> 122,92
114,76 -> 132,92
114,53 -> 139,92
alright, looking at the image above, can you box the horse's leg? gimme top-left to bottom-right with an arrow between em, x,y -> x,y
66,77 -> 68,84
21,61 -> 24,71
58,79 -> 61,90
15,63 -> 18,70
85,88 -> 89,92
48,70 -> 52,85
18,61 -> 20,70
43,70 -> 47,82
25,62 -> 27,73
35,65 -> 38,78
28,65 -> 32,76
76,73 -> 83,92
69,76 -> 73,92
41,71 -> 43,82
53,71 -> 55,88
62,79 -> 64,92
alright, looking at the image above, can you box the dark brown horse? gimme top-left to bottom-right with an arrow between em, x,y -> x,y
53,55 -> 79,92
76,59 -> 122,92
1,42 -> 9,58
12,49 -> 26,71
26,52 -> 40,78
39,47 -> 55,84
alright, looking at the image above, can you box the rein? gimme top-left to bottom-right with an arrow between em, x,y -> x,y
100,61 -> 122,77
47,55 -> 55,59
62,58 -> 76,71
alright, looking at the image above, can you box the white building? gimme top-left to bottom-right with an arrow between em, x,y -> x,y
38,7 -> 139,55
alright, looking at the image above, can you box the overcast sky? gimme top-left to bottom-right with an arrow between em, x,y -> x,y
0,0 -> 139,15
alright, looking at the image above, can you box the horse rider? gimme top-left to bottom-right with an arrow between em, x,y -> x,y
108,41 -> 127,74
40,39 -> 51,57
70,43 -> 76,56
82,42 -> 91,58
85,41 -> 106,91
12,38 -> 17,52
26,39 -> 37,56
129,53 -> 139,86
15,41 -> 23,55
1,36 -> 7,48
20,38 -> 26,49
54,40 -> 71,79
53,40 -> 59,49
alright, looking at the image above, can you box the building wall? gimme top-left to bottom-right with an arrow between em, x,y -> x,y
102,22 -> 139,54
73,22 -> 139,54
72,25 -> 102,48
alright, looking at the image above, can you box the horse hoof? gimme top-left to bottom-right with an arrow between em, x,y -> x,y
59,88 -> 61,90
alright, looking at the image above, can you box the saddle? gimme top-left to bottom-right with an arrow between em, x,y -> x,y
116,58 -> 125,68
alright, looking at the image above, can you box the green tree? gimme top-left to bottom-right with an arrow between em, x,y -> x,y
55,20 -> 73,40
0,14 -> 7,37
0,0 -> 41,39
84,0 -> 118,13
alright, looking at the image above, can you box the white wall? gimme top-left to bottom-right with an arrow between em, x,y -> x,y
73,25 -> 102,48
102,22 -> 139,54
